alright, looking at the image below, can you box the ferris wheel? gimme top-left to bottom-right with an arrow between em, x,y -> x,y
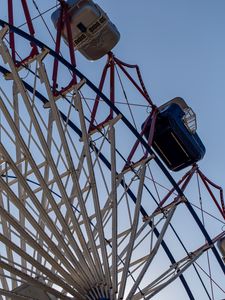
0,1 -> 224,299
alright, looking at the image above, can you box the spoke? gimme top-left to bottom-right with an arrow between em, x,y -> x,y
109,124 -> 118,294
134,234 -> 224,300
118,164 -> 146,299
126,204 -> 177,299
0,188 -> 86,292
0,110 -> 91,285
0,233 -> 80,298
76,89 -> 112,290
37,57 -> 102,283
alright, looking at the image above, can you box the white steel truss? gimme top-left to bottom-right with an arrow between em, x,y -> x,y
0,27 -> 224,300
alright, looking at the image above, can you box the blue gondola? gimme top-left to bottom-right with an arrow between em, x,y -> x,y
143,98 -> 206,171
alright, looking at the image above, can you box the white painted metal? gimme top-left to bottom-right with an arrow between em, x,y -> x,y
0,26 -> 223,300
138,242 -> 216,300
75,89 -> 112,291
109,125 -> 118,296
217,236 -> 225,262
126,205 -> 176,299
37,58 -> 103,285
118,165 -> 146,300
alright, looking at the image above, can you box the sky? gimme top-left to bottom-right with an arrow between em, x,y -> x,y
0,0 -> 224,299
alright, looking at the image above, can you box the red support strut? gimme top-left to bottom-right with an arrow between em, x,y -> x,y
52,1 -> 77,97
88,52 -> 115,133
88,52 -> 156,169
7,0 -> 38,67
198,169 -> 225,219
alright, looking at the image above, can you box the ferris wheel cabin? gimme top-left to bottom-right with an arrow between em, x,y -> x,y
51,0 -> 120,60
217,237 -> 225,263
143,97 -> 206,171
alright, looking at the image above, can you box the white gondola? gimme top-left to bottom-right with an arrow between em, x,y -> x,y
51,0 -> 120,60
217,236 -> 225,262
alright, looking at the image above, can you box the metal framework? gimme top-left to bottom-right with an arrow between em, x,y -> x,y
0,2 -> 224,300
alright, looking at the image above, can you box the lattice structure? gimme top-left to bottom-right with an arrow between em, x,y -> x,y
0,1 -> 224,300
